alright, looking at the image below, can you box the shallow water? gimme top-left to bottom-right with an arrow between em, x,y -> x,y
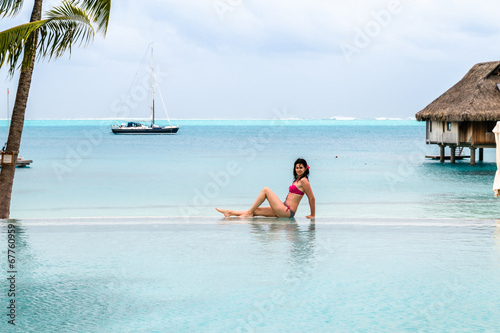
3,119 -> 500,219
1,217 -> 500,332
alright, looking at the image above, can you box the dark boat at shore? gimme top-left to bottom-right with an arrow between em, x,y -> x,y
0,153 -> 33,168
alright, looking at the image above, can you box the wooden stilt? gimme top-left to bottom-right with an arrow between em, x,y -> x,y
450,145 -> 456,163
470,147 -> 476,165
479,148 -> 483,161
440,145 -> 445,163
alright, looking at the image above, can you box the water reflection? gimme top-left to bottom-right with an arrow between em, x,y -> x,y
495,220 -> 500,255
1,219 -> 29,245
242,217 -> 319,285
0,219 -> 33,327
1,219 -> 33,269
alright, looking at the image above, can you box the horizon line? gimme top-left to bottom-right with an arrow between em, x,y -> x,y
0,117 -> 418,121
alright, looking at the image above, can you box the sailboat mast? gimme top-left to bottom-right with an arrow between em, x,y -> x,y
151,44 -> 155,126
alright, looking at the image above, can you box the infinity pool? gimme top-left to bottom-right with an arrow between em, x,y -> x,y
1,217 -> 500,332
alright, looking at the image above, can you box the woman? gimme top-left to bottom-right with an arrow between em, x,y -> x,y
216,158 -> 315,218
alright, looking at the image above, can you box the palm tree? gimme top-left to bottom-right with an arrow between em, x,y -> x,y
0,0 -> 111,218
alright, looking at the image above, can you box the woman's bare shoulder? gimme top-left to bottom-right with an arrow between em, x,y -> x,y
298,177 -> 310,186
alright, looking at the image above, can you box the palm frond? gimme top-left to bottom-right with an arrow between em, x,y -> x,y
0,20 -> 46,75
71,0 -> 111,35
38,1 -> 96,61
0,0 -> 108,76
0,0 -> 25,18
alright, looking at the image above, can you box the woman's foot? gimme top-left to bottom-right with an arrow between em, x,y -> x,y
216,208 -> 231,217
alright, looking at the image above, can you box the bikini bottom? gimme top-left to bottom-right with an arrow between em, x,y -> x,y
283,201 -> 295,218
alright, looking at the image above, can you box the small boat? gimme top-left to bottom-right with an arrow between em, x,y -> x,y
112,45 -> 180,135
15,156 -> 33,167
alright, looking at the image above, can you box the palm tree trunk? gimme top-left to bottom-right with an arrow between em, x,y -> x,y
0,0 -> 43,219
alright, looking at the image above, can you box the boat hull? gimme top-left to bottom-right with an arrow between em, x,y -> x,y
111,126 -> 180,135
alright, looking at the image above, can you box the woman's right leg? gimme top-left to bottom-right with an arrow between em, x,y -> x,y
216,187 -> 290,218
253,207 -> 278,217
247,187 -> 290,217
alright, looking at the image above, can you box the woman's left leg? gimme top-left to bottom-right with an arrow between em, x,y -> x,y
216,207 -> 277,217
215,208 -> 247,217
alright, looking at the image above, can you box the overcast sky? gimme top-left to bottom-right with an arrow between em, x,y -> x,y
1,0 -> 500,120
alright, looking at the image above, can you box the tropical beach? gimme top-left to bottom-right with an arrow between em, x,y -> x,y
2,1 -> 500,332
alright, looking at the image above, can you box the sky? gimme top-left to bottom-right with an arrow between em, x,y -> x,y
2,0 -> 500,120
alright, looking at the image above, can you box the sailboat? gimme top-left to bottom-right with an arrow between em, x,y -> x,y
111,45 -> 180,135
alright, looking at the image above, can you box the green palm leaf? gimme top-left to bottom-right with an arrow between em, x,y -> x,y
39,1 -> 96,60
0,0 -> 25,18
72,0 -> 111,34
0,20 -> 46,75
0,0 -> 111,75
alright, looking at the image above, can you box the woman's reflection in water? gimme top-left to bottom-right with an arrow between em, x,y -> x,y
248,217 -> 317,285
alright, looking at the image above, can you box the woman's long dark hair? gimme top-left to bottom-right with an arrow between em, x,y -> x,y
293,158 -> 309,181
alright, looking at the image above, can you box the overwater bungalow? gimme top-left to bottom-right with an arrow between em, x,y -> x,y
415,61 -> 500,164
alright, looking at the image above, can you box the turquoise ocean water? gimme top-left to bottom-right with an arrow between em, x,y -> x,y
2,119 -> 500,332
2,217 -> 500,332
1,119 -> 499,219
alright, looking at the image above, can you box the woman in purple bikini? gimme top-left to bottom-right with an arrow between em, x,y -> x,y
216,158 -> 315,218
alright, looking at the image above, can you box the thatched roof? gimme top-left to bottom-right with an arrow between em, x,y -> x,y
415,61 -> 500,121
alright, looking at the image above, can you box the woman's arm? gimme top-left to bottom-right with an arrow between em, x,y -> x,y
300,178 -> 315,218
